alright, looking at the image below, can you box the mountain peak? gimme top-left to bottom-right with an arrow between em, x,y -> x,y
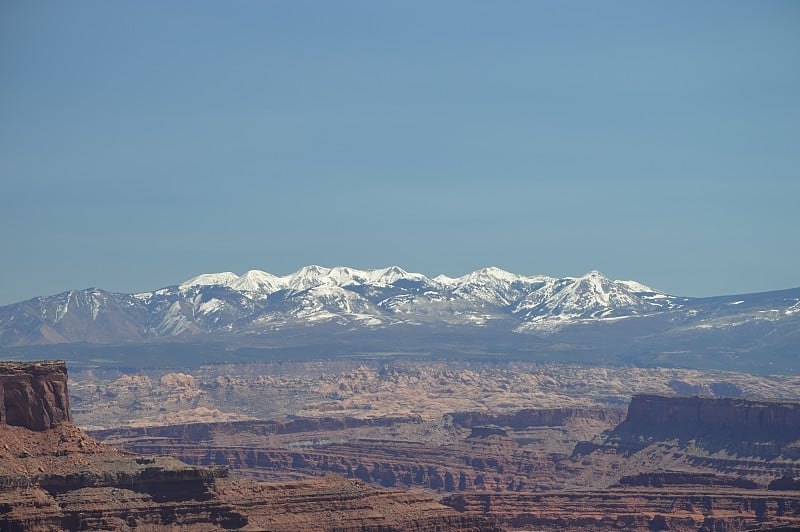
582,270 -> 606,278
3,265 -> 798,356
295,265 -> 329,276
368,266 -> 414,285
180,272 -> 239,289
467,266 -> 519,281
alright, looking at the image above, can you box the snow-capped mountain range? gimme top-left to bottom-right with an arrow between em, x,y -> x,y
167,266 -> 675,332
1,266 -> 799,369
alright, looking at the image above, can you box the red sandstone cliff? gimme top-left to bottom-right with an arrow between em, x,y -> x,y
624,394 -> 800,436
0,361 -> 499,531
0,360 -> 71,430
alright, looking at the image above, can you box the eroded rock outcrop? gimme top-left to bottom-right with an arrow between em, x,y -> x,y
0,361 -> 500,531
442,488 -> 800,531
0,360 -> 70,430
616,471 -> 759,489
0,420 -> 247,530
450,407 -> 624,430
88,406 -> 625,494
572,394 -> 800,472
1,430 -> 499,532
623,394 -> 800,439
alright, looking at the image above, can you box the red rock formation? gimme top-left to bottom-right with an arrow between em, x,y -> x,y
89,406 -> 625,496
0,360 -> 71,430
0,428 -> 499,531
616,471 -> 759,489
89,416 -> 577,493
219,475 -> 501,532
0,422 -> 247,530
0,361 -> 499,531
624,394 -> 800,437
442,488 -> 800,531
88,415 -> 423,442
450,407 -> 625,430
567,394 -> 800,489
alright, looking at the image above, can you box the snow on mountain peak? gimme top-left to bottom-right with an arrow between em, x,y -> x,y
512,269 -> 675,329
618,279 -> 662,294
446,267 -> 548,306
366,266 -> 425,286
285,265 -> 333,291
433,274 -> 457,286
326,266 -> 368,286
464,267 -> 519,282
172,266 -> 674,329
299,265 -> 328,274
229,270 -> 284,295
180,272 -> 240,289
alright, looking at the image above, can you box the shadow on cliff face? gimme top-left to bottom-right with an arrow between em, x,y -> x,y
0,361 -> 502,532
575,394 -> 800,461
0,361 -> 72,431
36,461 -> 229,502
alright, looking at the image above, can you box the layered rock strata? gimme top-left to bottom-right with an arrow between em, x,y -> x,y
89,407 -> 620,493
0,421 -> 247,530
568,394 -> 800,489
442,488 -> 800,531
0,360 -> 70,430
0,361 -> 499,531
622,394 -> 800,444
449,407 -> 624,430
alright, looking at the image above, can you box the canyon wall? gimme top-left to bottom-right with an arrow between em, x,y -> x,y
0,360 -> 71,430
0,361 -> 499,531
449,407 -> 624,430
442,488 -> 800,531
624,394 -> 800,436
89,414 -> 422,442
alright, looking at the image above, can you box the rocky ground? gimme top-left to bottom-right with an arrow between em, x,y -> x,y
1,420 -> 499,531
7,360 -> 800,530
69,359 -> 800,429
0,361 -> 501,531
89,407 -> 624,492
84,363 -> 800,530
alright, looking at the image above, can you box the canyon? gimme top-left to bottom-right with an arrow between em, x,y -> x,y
4,359 -> 800,530
90,399 -> 800,530
0,361 -> 499,531
439,395 -> 800,530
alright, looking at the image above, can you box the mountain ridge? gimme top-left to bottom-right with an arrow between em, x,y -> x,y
1,266 -> 798,373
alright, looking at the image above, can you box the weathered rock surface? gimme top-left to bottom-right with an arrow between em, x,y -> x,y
623,394 -> 800,443
449,407 -> 625,431
9,359 -> 800,531
67,360 -> 800,431
566,394 -> 800,490
89,414 -> 424,442
91,395 -> 800,529
89,406 -> 622,493
0,361 -> 500,531
0,360 -> 70,430
218,475 -> 501,532
442,488 -> 800,531
0,422 -> 247,531
616,471 -> 759,489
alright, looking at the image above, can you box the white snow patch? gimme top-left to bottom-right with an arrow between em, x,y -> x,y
180,272 -> 239,289
619,279 -> 661,293
198,298 -> 224,314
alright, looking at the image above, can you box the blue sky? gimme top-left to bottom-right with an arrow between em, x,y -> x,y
1,1 -> 798,304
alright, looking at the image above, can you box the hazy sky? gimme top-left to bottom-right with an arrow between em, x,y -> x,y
1,1 -> 798,305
